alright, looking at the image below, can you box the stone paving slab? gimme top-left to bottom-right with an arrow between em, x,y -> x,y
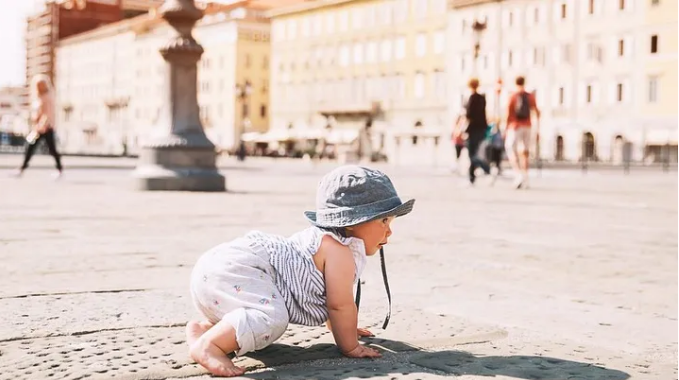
0,309 -> 508,380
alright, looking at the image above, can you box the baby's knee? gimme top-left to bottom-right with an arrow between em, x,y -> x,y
224,308 -> 288,355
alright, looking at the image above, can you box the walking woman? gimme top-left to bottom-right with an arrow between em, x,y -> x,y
12,74 -> 63,179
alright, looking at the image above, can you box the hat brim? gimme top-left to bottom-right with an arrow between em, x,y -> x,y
304,198 -> 415,228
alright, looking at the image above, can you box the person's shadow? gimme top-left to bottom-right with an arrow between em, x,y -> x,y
236,337 -> 631,380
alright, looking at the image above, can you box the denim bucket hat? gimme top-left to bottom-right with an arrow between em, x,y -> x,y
304,165 -> 415,228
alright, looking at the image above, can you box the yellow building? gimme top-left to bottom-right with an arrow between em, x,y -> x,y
640,0 -> 677,162
267,0 -> 449,163
55,2 -> 273,155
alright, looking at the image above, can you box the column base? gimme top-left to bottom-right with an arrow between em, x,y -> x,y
132,145 -> 226,192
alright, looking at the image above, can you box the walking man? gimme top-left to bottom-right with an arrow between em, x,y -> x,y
463,78 -> 491,185
505,76 -> 540,189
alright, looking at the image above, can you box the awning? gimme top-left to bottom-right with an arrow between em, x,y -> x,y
644,129 -> 678,145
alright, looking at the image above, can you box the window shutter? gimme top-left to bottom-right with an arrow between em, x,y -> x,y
607,82 -> 616,105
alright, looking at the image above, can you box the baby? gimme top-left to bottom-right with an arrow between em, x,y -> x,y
186,165 -> 415,376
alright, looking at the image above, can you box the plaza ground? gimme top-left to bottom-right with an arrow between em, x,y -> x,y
0,155 -> 676,379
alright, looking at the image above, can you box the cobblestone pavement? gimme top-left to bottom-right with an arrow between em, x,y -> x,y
0,156 -> 676,379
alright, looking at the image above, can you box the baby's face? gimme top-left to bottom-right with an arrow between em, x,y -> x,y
349,216 -> 395,256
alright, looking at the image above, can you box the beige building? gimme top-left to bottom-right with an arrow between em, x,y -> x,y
0,87 -> 30,136
55,2 -> 273,155
267,0 -> 450,164
447,0 -> 677,164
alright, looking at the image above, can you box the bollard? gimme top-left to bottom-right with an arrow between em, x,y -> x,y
622,141 -> 632,175
581,138 -> 588,174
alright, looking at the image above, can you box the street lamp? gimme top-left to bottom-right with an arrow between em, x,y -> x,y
235,80 -> 252,135
471,18 -> 487,62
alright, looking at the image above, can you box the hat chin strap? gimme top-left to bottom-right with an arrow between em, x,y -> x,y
354,247 -> 391,330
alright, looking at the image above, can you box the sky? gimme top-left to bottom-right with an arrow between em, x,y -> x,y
0,0 -> 40,87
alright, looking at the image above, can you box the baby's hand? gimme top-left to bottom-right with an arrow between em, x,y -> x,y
357,328 -> 374,338
342,344 -> 381,359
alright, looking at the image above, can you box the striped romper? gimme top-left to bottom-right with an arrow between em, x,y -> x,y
189,226 -> 367,355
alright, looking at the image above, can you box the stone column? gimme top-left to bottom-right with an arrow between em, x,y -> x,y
133,0 -> 225,191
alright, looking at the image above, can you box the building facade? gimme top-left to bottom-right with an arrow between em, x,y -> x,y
447,0 -> 678,164
0,87 -> 30,137
25,0 -> 167,109
54,3 -> 273,155
268,0 -> 450,164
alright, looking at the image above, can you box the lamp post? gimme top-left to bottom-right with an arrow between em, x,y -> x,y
471,18 -> 487,75
235,80 -> 252,160
132,0 -> 225,191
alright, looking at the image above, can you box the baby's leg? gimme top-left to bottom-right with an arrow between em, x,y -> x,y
189,319 -> 245,377
185,319 -> 214,347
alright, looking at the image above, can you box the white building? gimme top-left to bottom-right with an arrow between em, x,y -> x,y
55,4 -> 272,156
447,0 -> 678,164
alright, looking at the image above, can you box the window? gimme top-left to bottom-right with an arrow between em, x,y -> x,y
508,11 -> 514,26
380,2 -> 394,24
588,0 -> 595,14
508,50 -> 514,66
365,4 -> 376,26
288,20 -> 297,39
618,39 -> 624,56
648,76 -> 658,103
460,55 -> 466,72
414,0 -> 428,19
533,6 -> 540,23
561,3 -> 567,19
394,0 -> 408,22
339,10 -> 349,31
260,104 -> 267,117
352,8 -> 363,29
380,39 -> 392,61
558,87 -> 565,105
353,43 -> 364,64
340,44 -> 350,66
301,17 -> 310,37
619,0 -> 625,10
325,12 -> 335,33
366,41 -> 377,62
562,43 -> 572,63
433,31 -> 444,55
416,33 -> 427,57
395,37 -> 406,60
586,85 -> 592,103
652,0 -> 660,5
396,74 -> 406,99
616,83 -> 624,102
651,35 -> 658,53
414,72 -> 425,99
433,70 -> 446,99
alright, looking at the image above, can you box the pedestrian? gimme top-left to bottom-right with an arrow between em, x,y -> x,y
488,123 -> 504,176
11,74 -> 63,179
463,78 -> 491,184
186,165 -> 415,377
505,76 -> 540,189
452,114 -> 466,166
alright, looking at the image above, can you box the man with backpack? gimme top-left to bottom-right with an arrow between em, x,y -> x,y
505,76 -> 540,189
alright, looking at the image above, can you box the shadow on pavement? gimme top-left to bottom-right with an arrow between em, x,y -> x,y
238,337 -> 630,380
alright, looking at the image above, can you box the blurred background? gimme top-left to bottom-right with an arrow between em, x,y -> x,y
0,0 -> 676,167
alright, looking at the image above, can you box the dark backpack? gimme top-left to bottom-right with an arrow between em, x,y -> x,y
514,92 -> 531,121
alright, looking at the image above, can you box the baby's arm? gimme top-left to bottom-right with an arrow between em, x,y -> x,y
323,237 -> 380,358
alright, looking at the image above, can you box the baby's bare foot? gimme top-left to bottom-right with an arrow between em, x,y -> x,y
186,320 -> 213,347
190,339 -> 245,377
